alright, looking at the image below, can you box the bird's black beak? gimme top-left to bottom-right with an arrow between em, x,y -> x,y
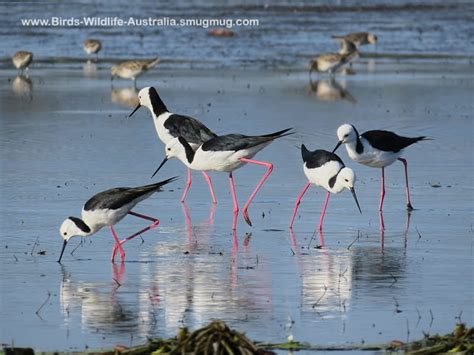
129,104 -> 141,118
58,240 -> 68,263
151,156 -> 169,178
332,140 -> 343,153
350,187 -> 362,214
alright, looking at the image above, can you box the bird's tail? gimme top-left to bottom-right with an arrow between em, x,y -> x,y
142,176 -> 178,192
261,128 -> 294,139
146,57 -> 160,69
331,35 -> 345,41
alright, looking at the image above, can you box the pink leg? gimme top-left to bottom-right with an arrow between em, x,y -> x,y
317,191 -> 331,231
289,182 -> 311,228
229,172 -> 239,230
404,210 -> 411,250
111,212 -> 160,262
378,167 -> 385,212
181,168 -> 192,203
398,158 -> 414,211
240,158 -> 273,226
202,172 -> 217,204
379,212 -> 385,253
110,226 -> 125,262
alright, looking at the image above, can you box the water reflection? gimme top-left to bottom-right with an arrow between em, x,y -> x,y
308,76 -> 356,103
111,86 -> 139,108
60,264 -> 143,334
380,211 -> 412,253
290,229 -> 352,316
83,60 -> 98,78
12,75 -> 33,101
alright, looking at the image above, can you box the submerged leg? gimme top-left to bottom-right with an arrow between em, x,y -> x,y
317,191 -> 331,231
180,168 -> 192,203
202,171 -> 217,204
378,167 -> 385,212
398,158 -> 414,211
240,158 -> 273,226
289,182 -> 311,228
229,172 -> 239,230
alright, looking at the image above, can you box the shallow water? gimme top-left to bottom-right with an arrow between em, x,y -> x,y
0,64 -> 473,352
1,0 -> 473,70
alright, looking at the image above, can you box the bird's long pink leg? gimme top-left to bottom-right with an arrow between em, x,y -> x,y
110,226 -> 125,263
229,172 -> 239,230
111,212 -> 160,261
398,158 -> 414,211
180,168 -> 192,203
240,158 -> 273,226
378,167 -> 385,212
202,172 -> 217,204
317,191 -> 331,231
289,182 -> 311,228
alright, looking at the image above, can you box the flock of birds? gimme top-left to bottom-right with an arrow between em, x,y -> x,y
10,32 -> 427,264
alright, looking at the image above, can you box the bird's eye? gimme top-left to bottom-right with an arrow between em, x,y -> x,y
345,179 -> 349,182
344,134 -> 349,138
63,232 -> 67,236
167,148 -> 171,151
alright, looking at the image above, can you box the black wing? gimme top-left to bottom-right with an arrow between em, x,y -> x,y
302,145 -> 344,169
84,177 -> 177,211
202,129 -> 292,152
362,130 -> 426,153
164,114 -> 216,145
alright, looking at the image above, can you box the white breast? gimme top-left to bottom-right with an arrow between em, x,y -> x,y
81,204 -> 132,232
346,140 -> 400,168
304,160 -> 342,192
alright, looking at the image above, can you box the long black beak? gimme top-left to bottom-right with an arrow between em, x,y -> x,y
151,156 -> 169,178
332,140 -> 343,153
350,187 -> 362,214
129,104 -> 141,118
58,240 -> 68,263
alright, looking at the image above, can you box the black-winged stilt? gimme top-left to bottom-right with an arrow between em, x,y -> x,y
58,177 -> 177,263
289,145 -> 361,231
151,129 -> 292,229
129,86 -> 218,204
333,123 -> 428,212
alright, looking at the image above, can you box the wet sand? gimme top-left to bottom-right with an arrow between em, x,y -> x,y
0,62 -> 473,352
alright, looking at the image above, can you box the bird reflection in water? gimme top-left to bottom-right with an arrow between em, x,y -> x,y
83,60 -> 98,78
111,86 -> 139,108
290,229 -> 353,316
308,76 -> 356,103
147,205 -> 272,333
379,210 -> 412,253
59,264 -> 143,335
12,75 -> 33,101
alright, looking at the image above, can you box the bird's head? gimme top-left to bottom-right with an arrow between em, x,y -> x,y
338,167 -> 362,214
58,217 -> 91,263
334,123 -> 358,152
151,137 -> 193,179
368,33 -> 378,45
129,86 -> 166,118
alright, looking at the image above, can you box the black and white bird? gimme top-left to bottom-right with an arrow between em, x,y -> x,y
151,129 -> 292,229
333,124 -> 428,212
129,86 -> 218,204
58,177 -> 177,263
289,146 -> 361,231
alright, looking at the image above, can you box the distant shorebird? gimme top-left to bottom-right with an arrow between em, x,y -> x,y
111,58 -> 160,86
289,146 -> 361,231
309,41 -> 358,77
333,124 -> 428,212
129,86 -> 218,204
83,39 -> 102,58
58,177 -> 176,263
12,51 -> 33,73
332,32 -> 378,48
152,129 -> 292,229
